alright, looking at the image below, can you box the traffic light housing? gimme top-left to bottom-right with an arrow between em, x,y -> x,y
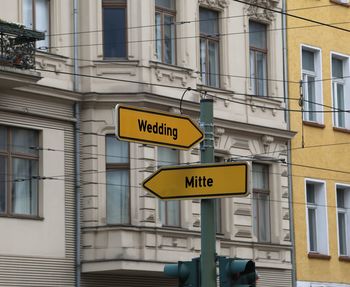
164,257 -> 200,287
218,256 -> 257,287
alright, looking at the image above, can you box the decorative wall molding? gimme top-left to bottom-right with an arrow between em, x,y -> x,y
245,0 -> 280,22
198,0 -> 229,9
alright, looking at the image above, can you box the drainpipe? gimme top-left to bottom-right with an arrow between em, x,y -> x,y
282,0 -> 296,286
73,0 -> 81,286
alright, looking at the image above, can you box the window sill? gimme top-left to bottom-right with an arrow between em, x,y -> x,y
0,214 -> 44,221
303,121 -> 325,129
308,252 -> 331,260
333,127 -> 350,134
339,256 -> 350,262
149,60 -> 193,73
330,0 -> 350,7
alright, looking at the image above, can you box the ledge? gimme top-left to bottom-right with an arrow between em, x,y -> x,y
308,252 -> 331,260
333,127 -> 350,134
303,121 -> 325,129
339,256 -> 350,262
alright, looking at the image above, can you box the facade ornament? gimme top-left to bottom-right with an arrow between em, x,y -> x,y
246,0 -> 280,22
214,126 -> 225,148
198,0 -> 229,9
261,135 -> 274,153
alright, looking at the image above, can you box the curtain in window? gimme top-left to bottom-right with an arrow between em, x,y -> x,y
158,147 -> 180,226
308,208 -> 317,251
155,13 -> 162,61
106,137 -> 129,224
249,21 -> 267,96
23,0 -> 33,28
12,158 -> 38,215
338,212 -> 347,255
164,15 -> 175,64
252,164 -> 270,242
106,170 -> 129,224
35,0 -> 50,49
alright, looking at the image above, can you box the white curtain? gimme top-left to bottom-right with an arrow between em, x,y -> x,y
12,158 -> 38,215
35,0 -> 50,50
106,170 -> 129,224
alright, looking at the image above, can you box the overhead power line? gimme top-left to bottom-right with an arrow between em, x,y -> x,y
34,67 -> 349,115
232,0 -> 350,33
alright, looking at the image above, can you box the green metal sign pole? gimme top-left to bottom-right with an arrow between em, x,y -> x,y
200,98 -> 216,287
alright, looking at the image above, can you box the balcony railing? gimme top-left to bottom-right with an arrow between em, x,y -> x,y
0,20 -> 44,70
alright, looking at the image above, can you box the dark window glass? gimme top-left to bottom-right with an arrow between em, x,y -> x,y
155,0 -> 175,10
103,0 -> 127,58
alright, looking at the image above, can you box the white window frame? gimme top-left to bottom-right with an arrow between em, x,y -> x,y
301,45 -> 324,124
331,52 -> 350,130
335,184 -> 350,257
305,179 -> 329,255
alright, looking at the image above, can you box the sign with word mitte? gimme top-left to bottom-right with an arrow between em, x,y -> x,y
115,105 -> 204,149
142,162 -> 250,200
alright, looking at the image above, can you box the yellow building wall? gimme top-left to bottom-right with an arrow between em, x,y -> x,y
287,0 -> 350,284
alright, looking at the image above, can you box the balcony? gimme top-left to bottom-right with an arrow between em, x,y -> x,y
0,20 -> 44,88
0,19 -> 44,69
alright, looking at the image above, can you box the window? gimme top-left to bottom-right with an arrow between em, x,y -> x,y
200,8 -> 220,88
155,0 -> 176,64
249,21 -> 268,96
306,180 -> 328,254
332,56 -> 349,129
0,126 -> 39,216
102,0 -> 127,59
158,146 -> 180,227
106,136 -> 129,224
336,186 -> 350,256
252,163 -> 270,242
301,47 -> 323,123
23,0 -> 50,50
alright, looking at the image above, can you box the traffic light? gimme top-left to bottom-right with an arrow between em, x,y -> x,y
164,257 -> 200,287
218,256 -> 257,287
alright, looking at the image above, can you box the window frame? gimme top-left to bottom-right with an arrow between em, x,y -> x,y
105,135 -> 130,225
336,184 -> 350,257
331,52 -> 350,130
157,146 -> 181,227
301,45 -> 324,124
155,0 -> 176,65
102,0 -> 128,60
199,7 -> 220,88
23,0 -> 51,51
252,163 -> 271,243
305,179 -> 329,255
249,20 -> 268,97
0,125 -> 40,218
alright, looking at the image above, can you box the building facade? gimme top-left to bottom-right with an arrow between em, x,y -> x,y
0,1 -> 79,285
287,0 -> 350,286
0,0 -> 294,286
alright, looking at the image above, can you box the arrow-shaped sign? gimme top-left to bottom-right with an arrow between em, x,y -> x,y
115,105 -> 204,150
142,162 -> 250,200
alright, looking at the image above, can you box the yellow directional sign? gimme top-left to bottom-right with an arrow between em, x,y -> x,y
142,162 -> 250,200
115,105 -> 204,150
